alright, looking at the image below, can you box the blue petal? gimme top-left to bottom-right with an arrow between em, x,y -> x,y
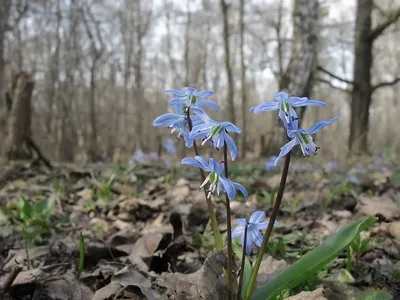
174,103 -> 184,114
191,107 -> 214,124
232,226 -> 245,239
194,156 -> 212,171
197,100 -> 219,112
181,157 -> 203,169
233,182 -> 248,199
213,133 -> 225,150
288,97 -> 326,107
224,132 -> 238,161
222,122 -> 241,133
253,221 -> 269,230
278,107 -> 299,131
236,218 -> 247,226
307,117 -> 339,134
244,229 -> 254,254
164,89 -> 186,96
249,102 -> 280,114
181,156 -> 210,171
249,211 -> 265,223
274,92 -> 289,101
208,158 -> 223,173
184,87 -> 198,95
252,231 -> 264,248
181,132 -> 194,148
219,176 -> 236,200
153,113 -> 182,127
190,124 -> 213,139
274,138 -> 298,166
168,98 -> 185,106
197,90 -> 214,98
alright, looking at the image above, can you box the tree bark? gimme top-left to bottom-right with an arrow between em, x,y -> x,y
6,72 -> 34,160
239,0 -> 247,157
0,0 -> 11,127
220,0 -> 235,124
349,0 -> 373,154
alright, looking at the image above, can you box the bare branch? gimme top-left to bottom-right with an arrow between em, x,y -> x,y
372,77 -> 400,92
369,7 -> 400,41
317,65 -> 354,84
316,78 -> 351,93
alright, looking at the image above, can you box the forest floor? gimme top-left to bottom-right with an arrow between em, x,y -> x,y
0,156 -> 399,300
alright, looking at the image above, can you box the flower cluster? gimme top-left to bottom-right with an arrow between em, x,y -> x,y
154,87 -> 338,258
250,92 -> 338,166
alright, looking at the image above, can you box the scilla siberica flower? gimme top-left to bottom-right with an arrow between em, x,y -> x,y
274,117 -> 339,166
153,104 -> 201,148
249,92 -> 326,130
181,156 -> 248,200
165,87 -> 219,112
189,107 -> 241,160
232,211 -> 275,255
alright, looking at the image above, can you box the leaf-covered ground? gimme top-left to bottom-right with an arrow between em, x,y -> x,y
0,156 -> 399,299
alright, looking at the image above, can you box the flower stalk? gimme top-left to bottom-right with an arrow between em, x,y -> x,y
186,108 -> 223,250
224,142 -> 233,300
244,153 -> 292,300
237,222 -> 248,300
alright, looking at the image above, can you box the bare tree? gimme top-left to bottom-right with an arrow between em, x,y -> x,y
81,3 -> 105,161
220,0 -> 235,124
239,0 -> 248,157
317,1 -> 400,154
349,1 -> 400,154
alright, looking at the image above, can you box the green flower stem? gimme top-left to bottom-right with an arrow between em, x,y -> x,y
245,153 -> 291,300
237,223 -> 248,300
186,109 -> 223,250
224,142 -> 233,300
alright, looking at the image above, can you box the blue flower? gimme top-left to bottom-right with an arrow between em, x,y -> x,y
149,152 -> 159,160
181,156 -> 248,200
324,160 -> 339,172
164,138 -> 177,155
265,156 -> 278,171
153,104 -> 200,148
232,211 -> 275,255
190,107 -> 241,160
249,92 -> 326,130
129,149 -> 148,165
165,87 -> 219,112
347,175 -> 359,185
274,117 -> 339,166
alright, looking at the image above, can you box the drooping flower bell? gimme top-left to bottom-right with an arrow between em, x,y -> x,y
153,104 -> 201,148
181,156 -> 248,200
249,92 -> 326,130
165,87 -> 219,112
231,211 -> 276,255
274,117 -> 339,166
190,107 -> 241,160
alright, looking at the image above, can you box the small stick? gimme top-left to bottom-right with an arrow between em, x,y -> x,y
0,266 -> 23,296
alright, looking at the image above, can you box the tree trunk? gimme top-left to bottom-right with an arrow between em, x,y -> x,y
6,72 -> 34,160
220,0 -> 235,125
349,0 -> 373,155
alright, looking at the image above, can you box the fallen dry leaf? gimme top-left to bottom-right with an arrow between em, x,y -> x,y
388,221 -> 400,239
155,249 -> 236,300
255,255 -> 288,290
357,195 -> 400,219
129,232 -> 171,271
3,246 -> 49,271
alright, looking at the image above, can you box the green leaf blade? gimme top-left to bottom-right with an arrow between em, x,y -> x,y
252,217 -> 376,300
